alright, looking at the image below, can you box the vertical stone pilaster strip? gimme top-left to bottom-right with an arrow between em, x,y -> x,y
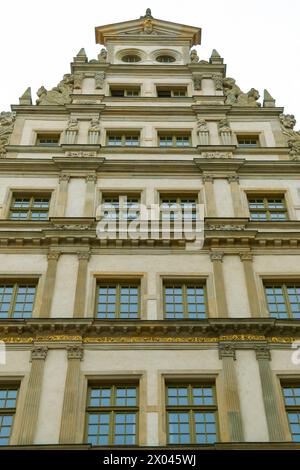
40,251 -> 60,318
203,175 -> 217,217
255,346 -> 285,441
219,344 -> 244,441
17,346 -> 48,445
59,346 -> 84,444
240,252 -> 261,317
84,174 -> 97,217
56,173 -> 70,217
73,252 -> 90,317
227,175 -> 244,217
210,252 -> 228,317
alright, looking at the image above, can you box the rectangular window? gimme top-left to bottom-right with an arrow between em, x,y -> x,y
0,283 -> 36,319
166,383 -> 218,444
248,196 -> 287,221
107,133 -> 140,147
102,195 -> 140,221
86,384 -> 138,446
110,87 -> 140,97
282,385 -> 300,442
164,283 -> 207,319
264,283 -> 300,319
96,282 -> 140,319
158,133 -> 191,147
237,135 -> 259,147
157,87 -> 187,98
9,195 -> 50,221
0,386 -> 18,445
160,196 -> 197,221
36,133 -> 60,146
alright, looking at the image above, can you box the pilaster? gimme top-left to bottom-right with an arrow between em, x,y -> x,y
84,174 -> 97,217
227,175 -> 244,217
73,252 -> 90,317
240,252 -> 261,317
203,174 -> 217,217
56,173 -> 70,217
210,251 -> 228,317
40,251 -> 60,318
17,345 -> 48,445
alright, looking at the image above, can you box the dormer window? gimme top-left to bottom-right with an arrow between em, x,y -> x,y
122,55 -> 141,63
156,55 -> 176,63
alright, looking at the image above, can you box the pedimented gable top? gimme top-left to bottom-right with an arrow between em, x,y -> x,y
95,10 -> 201,46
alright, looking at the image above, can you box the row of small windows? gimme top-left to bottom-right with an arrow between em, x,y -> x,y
35,132 -> 260,148
121,54 -> 176,63
7,193 -> 288,222
1,383 -> 300,445
0,281 -> 299,320
110,86 -> 187,97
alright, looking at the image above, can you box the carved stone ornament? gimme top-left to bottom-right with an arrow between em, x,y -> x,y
201,152 -> 233,159
190,49 -> 199,63
36,74 -> 74,105
255,345 -> 271,361
47,251 -> 60,261
197,117 -> 208,133
207,224 -> 245,231
98,49 -> 107,63
74,72 -> 84,90
279,113 -> 300,158
66,151 -> 97,158
193,76 -> 202,91
67,345 -> 84,360
219,343 -> 236,360
218,119 -> 231,133
95,72 -> 105,89
222,77 -> 261,107
31,345 -> 48,361
54,224 -> 92,231
210,251 -> 224,261
66,118 -> 79,132
212,73 -> 223,91
0,111 -> 16,156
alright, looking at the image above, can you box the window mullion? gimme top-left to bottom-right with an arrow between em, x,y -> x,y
9,283 -> 18,318
116,285 -> 121,319
284,283 -> 293,319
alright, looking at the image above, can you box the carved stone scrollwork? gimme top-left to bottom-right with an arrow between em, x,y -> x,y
74,72 -> 84,90
67,345 -> 84,360
59,173 -> 71,183
88,118 -> 101,144
95,72 -> 105,90
193,75 -> 203,91
227,175 -> 239,184
0,111 -> 16,156
210,251 -> 224,262
31,345 -> 48,361
65,118 -> 79,144
212,73 -> 223,91
201,152 -> 233,159
240,252 -> 253,262
66,151 -> 97,158
202,174 -> 214,183
219,343 -> 236,360
77,252 -> 91,261
47,251 -> 60,261
86,174 -> 97,183
218,118 -> 232,145
196,116 -> 209,145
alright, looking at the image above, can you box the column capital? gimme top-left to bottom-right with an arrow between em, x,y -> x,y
240,252 -> 253,262
202,174 -> 214,183
77,251 -> 90,261
227,175 -> 240,184
219,343 -> 236,360
67,345 -> 84,360
85,174 -> 97,183
59,173 -> 71,183
210,251 -> 224,262
47,251 -> 60,261
31,345 -> 48,361
255,344 -> 271,361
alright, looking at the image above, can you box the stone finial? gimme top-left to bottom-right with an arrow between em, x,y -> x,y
190,49 -> 199,63
19,87 -> 32,105
74,48 -> 87,63
263,89 -> 275,107
210,49 -> 223,64
36,74 -> 74,105
0,111 -> 16,155
141,8 -> 153,18
98,48 -> 107,63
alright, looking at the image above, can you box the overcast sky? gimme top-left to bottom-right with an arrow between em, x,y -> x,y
1,0 -> 299,124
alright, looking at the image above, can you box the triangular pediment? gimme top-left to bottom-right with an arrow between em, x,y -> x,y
95,11 -> 201,46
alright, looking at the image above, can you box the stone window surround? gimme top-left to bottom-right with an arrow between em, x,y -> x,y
0,375 -> 26,446
157,130 -> 193,147
0,274 -> 43,319
257,274 -> 300,318
274,374 -> 300,442
96,189 -> 146,220
77,373 -> 147,446
104,129 -> 143,147
157,274 -> 217,320
240,188 -> 296,221
88,273 -> 147,320
233,131 -> 266,148
31,129 -> 63,146
1,187 -> 57,220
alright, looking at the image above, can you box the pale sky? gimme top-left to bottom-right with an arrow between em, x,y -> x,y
1,0 -> 299,123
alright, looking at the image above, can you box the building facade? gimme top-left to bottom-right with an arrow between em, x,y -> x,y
0,9 -> 300,449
